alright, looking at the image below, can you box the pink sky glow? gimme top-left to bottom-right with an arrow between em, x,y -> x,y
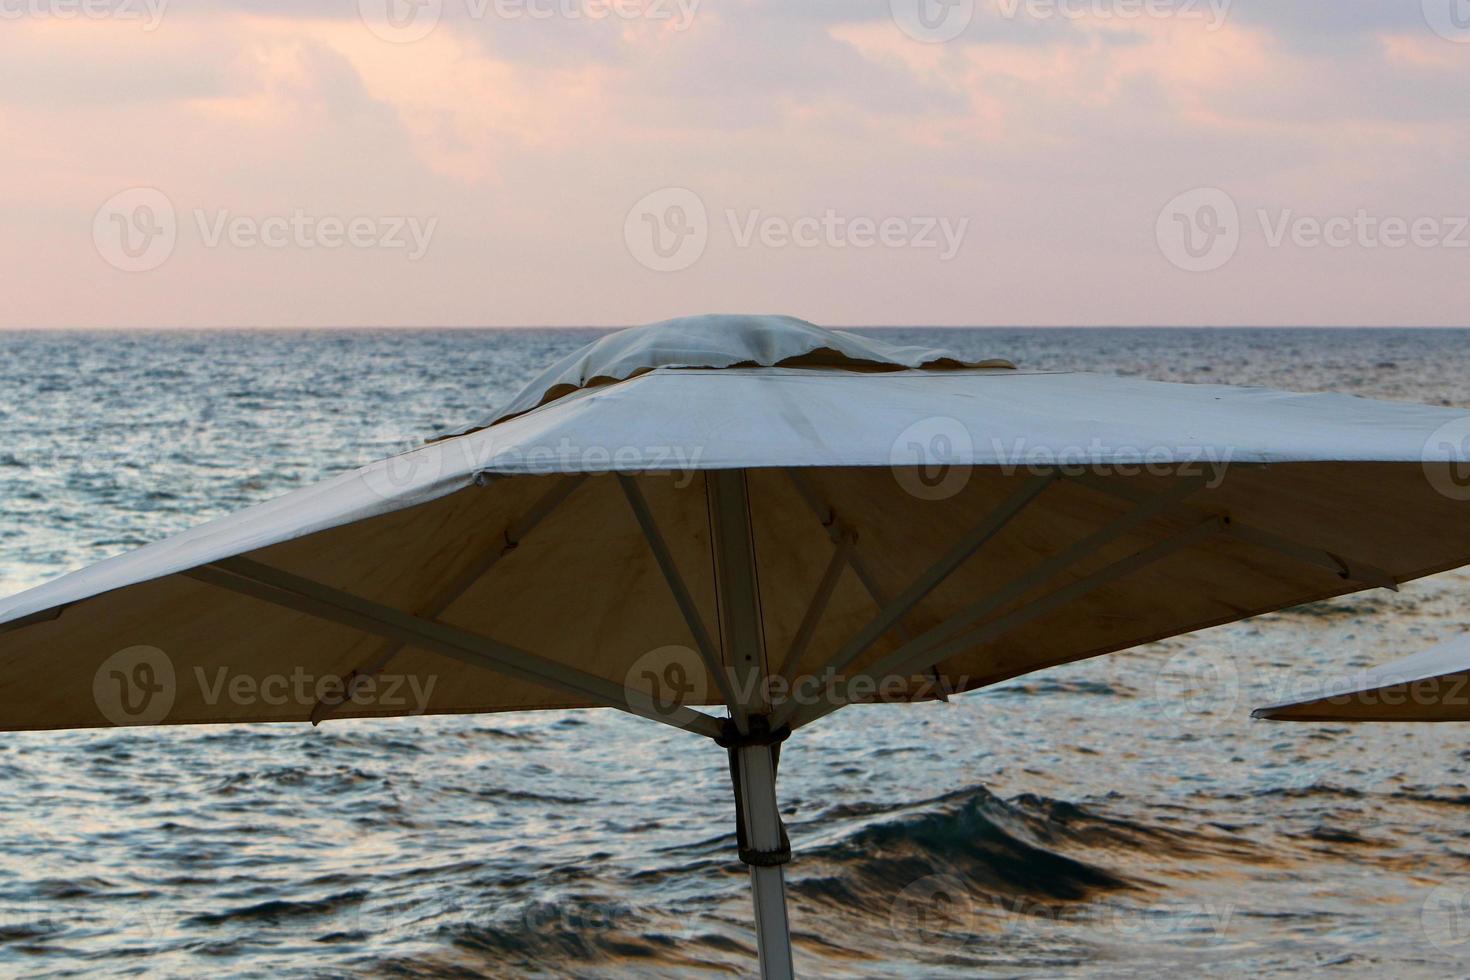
2,1 -> 1468,327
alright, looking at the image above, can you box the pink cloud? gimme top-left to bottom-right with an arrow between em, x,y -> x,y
1,5 -> 1467,327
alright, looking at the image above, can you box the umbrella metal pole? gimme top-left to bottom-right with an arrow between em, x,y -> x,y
737,739 -> 793,980
708,470 -> 795,980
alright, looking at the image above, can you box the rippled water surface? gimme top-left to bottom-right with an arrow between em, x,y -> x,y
2,328 -> 1470,978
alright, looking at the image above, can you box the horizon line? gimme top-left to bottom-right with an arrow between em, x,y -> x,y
4,323 -> 1470,332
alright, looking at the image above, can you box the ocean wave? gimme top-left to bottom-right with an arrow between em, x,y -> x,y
793,787 -> 1145,914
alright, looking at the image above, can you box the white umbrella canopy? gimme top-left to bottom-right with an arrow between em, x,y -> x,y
1253,634 -> 1470,722
3,313 -> 1470,977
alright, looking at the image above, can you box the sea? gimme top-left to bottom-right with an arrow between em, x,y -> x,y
1,327 -> 1469,978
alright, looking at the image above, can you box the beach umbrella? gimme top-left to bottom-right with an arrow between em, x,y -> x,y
3,314 -> 1470,977
1254,634 -> 1470,722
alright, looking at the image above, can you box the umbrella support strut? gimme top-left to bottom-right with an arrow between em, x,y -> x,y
786,469 -> 916,641
789,515 -> 1227,729
618,474 -> 744,723
772,472 -> 1193,730
1069,472 -> 1398,590
187,558 -> 725,737
311,474 -> 587,725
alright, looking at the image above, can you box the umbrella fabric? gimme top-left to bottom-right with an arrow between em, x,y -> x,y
438,312 -> 1015,433
2,315 -> 1470,734
1254,634 -> 1470,722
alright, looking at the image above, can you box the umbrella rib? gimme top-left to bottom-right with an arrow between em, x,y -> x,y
1222,524 -> 1398,591
770,472 -> 1057,730
788,515 -> 1228,730
616,474 -> 741,717
785,469 -> 915,641
772,472 -> 1189,729
309,474 -> 587,725
1067,472 -> 1397,590
775,526 -> 856,688
184,557 -> 724,739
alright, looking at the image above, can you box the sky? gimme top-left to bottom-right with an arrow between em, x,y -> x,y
1,0 -> 1467,328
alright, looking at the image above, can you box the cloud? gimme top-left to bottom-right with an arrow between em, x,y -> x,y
0,1 -> 1467,326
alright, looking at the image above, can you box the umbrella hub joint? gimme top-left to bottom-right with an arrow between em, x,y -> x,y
715,715 -> 791,750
